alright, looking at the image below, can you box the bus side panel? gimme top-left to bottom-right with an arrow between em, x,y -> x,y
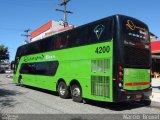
14,41 -> 113,102
54,41 -> 113,102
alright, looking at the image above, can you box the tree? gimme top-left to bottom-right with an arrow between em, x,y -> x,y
0,45 -> 9,62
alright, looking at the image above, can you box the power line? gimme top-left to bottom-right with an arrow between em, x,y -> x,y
56,0 -> 73,27
21,28 -> 31,44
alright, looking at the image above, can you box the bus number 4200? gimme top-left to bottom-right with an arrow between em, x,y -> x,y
95,46 -> 110,54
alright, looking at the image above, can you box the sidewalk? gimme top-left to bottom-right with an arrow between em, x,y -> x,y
150,78 -> 160,102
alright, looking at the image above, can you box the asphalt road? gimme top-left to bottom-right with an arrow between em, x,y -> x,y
0,74 -> 160,119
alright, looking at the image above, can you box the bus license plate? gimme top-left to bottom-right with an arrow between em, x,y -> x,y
136,94 -> 142,99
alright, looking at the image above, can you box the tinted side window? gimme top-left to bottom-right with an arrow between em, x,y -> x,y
66,27 -> 88,47
88,19 -> 112,44
47,61 -> 59,76
40,38 -> 54,52
54,36 -> 62,49
20,63 -> 35,74
27,43 -> 38,55
59,33 -> 68,49
35,61 -> 59,76
76,27 -> 88,45
20,64 -> 27,74
16,46 -> 28,59
54,33 -> 70,49
20,61 -> 59,76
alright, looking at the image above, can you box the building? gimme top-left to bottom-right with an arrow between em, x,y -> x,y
151,40 -> 160,73
150,32 -> 158,41
30,20 -> 74,42
149,32 -> 160,74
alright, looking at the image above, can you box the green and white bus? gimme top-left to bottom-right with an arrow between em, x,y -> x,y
11,15 -> 152,105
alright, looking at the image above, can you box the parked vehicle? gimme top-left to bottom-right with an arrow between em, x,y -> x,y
5,69 -> 13,74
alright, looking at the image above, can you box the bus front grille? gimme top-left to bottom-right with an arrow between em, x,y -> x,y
91,76 -> 109,97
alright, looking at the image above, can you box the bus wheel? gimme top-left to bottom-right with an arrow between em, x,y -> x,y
58,82 -> 70,99
71,84 -> 83,103
18,77 -> 23,86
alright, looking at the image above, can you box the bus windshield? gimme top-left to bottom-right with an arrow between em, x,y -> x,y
122,17 -> 150,68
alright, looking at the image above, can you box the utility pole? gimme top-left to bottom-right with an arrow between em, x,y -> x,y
56,0 -> 73,27
21,28 -> 31,44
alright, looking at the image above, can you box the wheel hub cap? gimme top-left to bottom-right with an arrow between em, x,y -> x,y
60,86 -> 65,95
73,88 -> 80,97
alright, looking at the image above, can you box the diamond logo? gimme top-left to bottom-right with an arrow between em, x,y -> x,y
94,25 -> 105,39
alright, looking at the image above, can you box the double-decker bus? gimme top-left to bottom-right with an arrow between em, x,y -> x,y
11,15 -> 152,105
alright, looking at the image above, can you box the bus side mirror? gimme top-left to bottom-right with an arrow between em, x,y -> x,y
11,61 -> 15,70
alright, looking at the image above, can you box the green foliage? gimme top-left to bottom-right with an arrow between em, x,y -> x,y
0,44 -> 9,61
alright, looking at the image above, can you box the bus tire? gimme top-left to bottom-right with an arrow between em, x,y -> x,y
71,84 -> 83,103
58,81 -> 70,99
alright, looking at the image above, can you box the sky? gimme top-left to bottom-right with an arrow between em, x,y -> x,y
0,0 -> 160,62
